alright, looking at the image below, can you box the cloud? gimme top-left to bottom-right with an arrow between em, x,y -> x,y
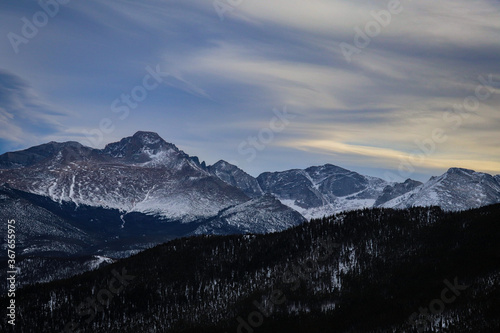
0,69 -> 73,151
155,28 -> 500,174
0,0 -> 499,178
163,72 -> 212,100
232,0 -> 500,49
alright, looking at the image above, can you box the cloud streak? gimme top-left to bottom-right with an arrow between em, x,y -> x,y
0,69 -> 74,150
0,0 -> 498,179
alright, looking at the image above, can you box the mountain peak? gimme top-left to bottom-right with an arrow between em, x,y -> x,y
305,163 -> 350,176
0,141 -> 88,169
446,167 -> 475,175
132,131 -> 165,145
212,160 -> 236,169
382,167 -> 500,211
103,131 -> 177,161
208,160 -> 263,198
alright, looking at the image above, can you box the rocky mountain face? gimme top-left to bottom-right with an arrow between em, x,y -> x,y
219,162 -> 500,217
207,160 -> 263,198
256,164 -> 391,219
1,131 -> 499,295
0,131 -> 251,223
0,141 -> 91,169
192,194 -> 306,235
0,132 -> 306,255
374,178 -> 423,207
2,132 -> 498,226
382,167 -> 500,211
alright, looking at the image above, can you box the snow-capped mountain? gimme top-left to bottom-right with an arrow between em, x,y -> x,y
1,131 -> 499,227
382,168 -> 500,210
0,141 -> 89,169
0,131 -> 249,222
214,161 -> 500,217
207,160 -> 263,198
0,131 -> 306,240
0,132 -> 309,285
255,164 -> 391,219
374,179 -> 423,207
2,132 -> 499,289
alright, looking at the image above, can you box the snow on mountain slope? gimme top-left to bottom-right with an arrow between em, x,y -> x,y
0,141 -> 92,169
192,194 -> 306,235
374,179 -> 423,207
207,160 -> 263,198
257,168 -> 323,208
382,168 -> 500,211
280,197 -> 378,220
0,132 -> 249,222
2,132 -> 497,226
256,164 -> 392,219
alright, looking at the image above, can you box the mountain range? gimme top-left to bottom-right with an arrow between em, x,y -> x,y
1,131 -> 499,222
1,131 -> 499,285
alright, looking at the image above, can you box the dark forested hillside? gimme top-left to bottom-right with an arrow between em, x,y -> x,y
2,205 -> 499,332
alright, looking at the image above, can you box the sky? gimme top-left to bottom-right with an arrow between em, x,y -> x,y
0,0 -> 499,182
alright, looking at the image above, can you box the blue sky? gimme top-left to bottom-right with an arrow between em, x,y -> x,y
1,0 -> 499,181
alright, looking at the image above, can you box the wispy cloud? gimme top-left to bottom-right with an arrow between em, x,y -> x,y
0,0 -> 498,178
0,70 -> 75,151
